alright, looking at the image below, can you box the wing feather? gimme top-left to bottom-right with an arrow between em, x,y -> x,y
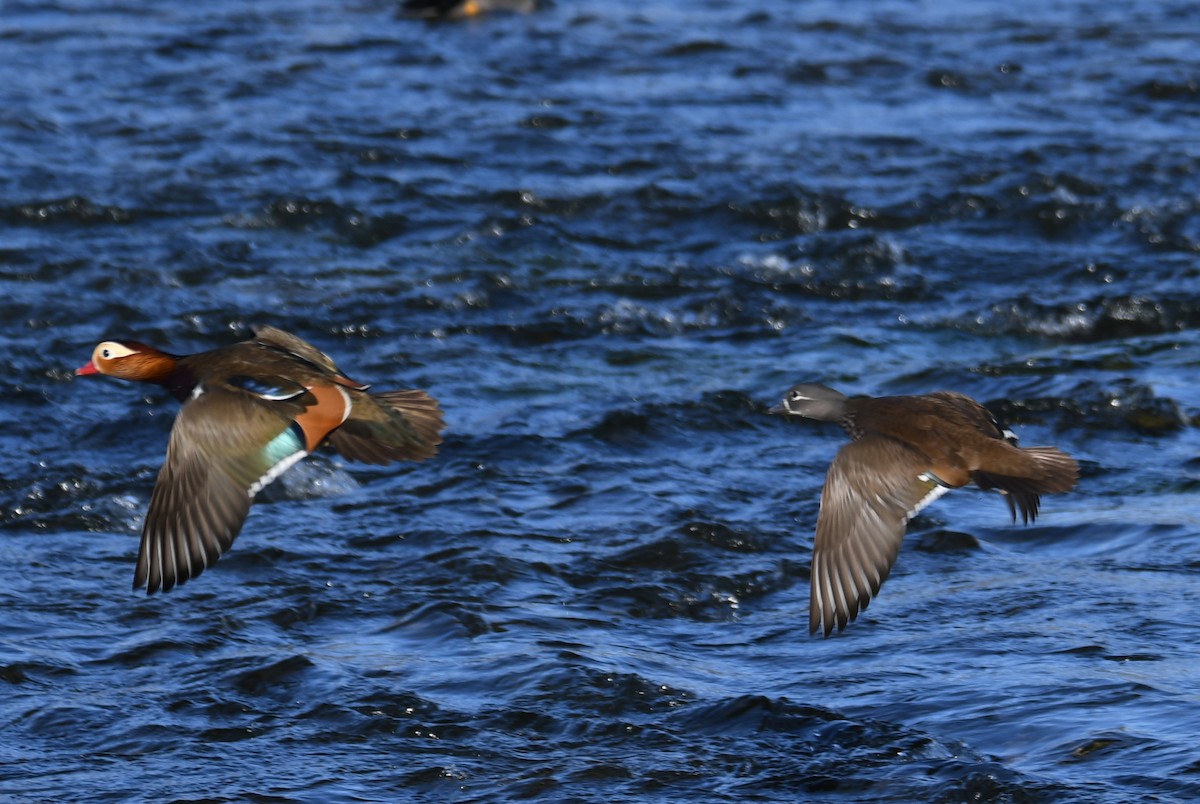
134,389 -> 300,594
810,436 -> 943,637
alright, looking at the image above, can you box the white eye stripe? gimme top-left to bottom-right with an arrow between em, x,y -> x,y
94,341 -> 136,361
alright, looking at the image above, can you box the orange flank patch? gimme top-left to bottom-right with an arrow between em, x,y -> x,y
295,384 -> 352,452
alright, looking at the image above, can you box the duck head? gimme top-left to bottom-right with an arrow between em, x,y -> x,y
769,383 -> 848,421
76,340 -> 177,384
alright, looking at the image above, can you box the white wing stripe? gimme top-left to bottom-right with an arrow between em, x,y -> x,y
247,450 -> 308,498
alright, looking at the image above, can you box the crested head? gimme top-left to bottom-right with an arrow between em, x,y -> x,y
770,383 -> 848,421
75,340 -> 177,384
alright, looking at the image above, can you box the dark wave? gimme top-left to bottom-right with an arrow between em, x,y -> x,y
6,196 -> 133,226
965,294 -> 1200,341
988,379 -> 1190,433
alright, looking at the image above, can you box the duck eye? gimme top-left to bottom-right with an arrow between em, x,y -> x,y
95,342 -> 135,361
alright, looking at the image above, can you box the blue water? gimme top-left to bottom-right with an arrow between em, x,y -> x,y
5,0 -> 1200,800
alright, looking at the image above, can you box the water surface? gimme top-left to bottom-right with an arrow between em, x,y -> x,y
4,0 -> 1200,800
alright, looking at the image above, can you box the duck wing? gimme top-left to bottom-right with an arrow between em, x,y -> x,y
250,325 -> 368,390
134,387 -> 314,593
811,436 -> 948,637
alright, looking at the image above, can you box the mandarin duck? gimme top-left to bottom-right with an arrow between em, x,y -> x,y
76,325 -> 444,593
770,383 -> 1078,637
401,0 -> 539,20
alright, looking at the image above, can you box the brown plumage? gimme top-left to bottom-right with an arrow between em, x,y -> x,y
770,383 -> 1078,637
76,325 -> 445,593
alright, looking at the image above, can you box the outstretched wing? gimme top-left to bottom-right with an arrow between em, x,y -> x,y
135,389 -> 306,594
811,436 -> 948,637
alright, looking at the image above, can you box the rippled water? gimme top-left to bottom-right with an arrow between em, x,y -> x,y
5,0 -> 1200,800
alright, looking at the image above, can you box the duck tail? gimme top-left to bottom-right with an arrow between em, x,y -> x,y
1021,446 -> 1080,494
973,447 -> 1078,524
327,389 -> 445,465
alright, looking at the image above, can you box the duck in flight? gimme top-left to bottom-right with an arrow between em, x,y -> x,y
770,383 -> 1078,637
76,325 -> 444,593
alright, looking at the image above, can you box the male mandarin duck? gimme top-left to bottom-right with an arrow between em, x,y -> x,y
75,325 -> 444,594
770,383 -> 1078,637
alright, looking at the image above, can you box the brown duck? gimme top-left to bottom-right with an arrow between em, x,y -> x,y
75,325 -> 444,594
770,384 -> 1078,637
